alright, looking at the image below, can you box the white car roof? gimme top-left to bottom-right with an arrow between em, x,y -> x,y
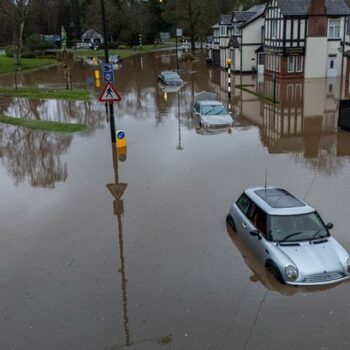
199,100 -> 223,106
194,91 -> 217,104
244,186 -> 315,215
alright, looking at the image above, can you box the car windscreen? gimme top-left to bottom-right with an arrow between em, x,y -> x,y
201,105 -> 227,115
164,73 -> 181,81
269,212 -> 328,242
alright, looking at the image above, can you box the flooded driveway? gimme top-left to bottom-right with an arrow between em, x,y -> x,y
1,52 -> 350,350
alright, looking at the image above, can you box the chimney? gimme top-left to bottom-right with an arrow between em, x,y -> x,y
308,0 -> 328,37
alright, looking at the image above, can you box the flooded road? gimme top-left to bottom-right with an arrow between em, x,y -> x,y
1,52 -> 350,350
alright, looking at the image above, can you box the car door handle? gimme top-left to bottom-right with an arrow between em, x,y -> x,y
242,222 -> 247,228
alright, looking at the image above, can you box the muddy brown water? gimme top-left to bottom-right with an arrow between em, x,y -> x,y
1,52 -> 350,349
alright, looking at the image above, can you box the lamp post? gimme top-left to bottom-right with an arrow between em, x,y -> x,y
101,0 -> 116,144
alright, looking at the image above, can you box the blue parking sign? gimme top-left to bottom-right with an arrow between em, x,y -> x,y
102,63 -> 114,83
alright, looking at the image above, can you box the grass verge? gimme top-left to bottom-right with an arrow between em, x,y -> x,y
0,87 -> 90,100
0,114 -> 86,133
0,56 -> 57,75
236,85 -> 280,104
74,43 -> 174,59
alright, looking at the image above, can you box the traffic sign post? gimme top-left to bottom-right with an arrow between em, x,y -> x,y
102,63 -> 114,83
99,83 -> 122,102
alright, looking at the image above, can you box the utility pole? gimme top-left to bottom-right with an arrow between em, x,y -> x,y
175,29 -> 179,72
101,0 -> 116,144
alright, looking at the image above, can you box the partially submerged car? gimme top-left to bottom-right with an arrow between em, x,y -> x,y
158,71 -> 183,86
226,186 -> 350,286
192,91 -> 234,130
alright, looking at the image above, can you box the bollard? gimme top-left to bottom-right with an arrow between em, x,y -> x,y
226,58 -> 232,99
116,130 -> 127,148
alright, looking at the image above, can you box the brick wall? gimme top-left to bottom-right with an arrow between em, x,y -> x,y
308,0 -> 327,37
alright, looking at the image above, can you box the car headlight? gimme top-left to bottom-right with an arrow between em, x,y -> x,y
344,257 -> 350,273
285,264 -> 298,281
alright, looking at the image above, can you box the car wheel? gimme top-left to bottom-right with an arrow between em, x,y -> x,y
266,263 -> 285,284
226,215 -> 237,232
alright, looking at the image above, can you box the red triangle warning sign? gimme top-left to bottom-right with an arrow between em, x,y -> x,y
99,83 -> 122,102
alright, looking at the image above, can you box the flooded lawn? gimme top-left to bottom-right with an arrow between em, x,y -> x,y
1,52 -> 350,350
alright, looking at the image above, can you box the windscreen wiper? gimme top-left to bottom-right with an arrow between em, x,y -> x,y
277,231 -> 303,245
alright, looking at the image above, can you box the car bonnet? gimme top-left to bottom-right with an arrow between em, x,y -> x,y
276,239 -> 344,275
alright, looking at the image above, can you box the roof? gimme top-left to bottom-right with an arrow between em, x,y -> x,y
81,28 -> 103,38
234,11 -> 257,23
194,91 -> 218,104
229,36 -> 240,48
239,4 -> 267,28
245,187 -> 315,215
277,0 -> 350,16
219,14 -> 233,25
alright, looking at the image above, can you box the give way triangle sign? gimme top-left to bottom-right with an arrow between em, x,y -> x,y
99,83 -> 122,102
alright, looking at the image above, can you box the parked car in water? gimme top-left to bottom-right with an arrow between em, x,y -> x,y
192,91 -> 234,131
226,186 -> 350,286
158,71 -> 183,86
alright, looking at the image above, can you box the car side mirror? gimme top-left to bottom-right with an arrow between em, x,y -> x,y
326,222 -> 334,230
250,230 -> 260,238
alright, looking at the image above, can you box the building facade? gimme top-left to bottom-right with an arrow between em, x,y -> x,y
208,5 -> 266,72
264,0 -> 350,78
208,0 -> 350,79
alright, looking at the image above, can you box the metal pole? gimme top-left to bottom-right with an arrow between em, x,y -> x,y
175,29 -> 179,72
228,62 -> 231,99
273,73 -> 276,104
101,0 -> 116,143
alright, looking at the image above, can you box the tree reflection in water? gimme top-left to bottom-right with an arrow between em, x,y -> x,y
0,125 -> 72,188
0,98 -> 107,188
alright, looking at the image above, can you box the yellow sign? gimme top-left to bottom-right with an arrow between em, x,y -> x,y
95,78 -> 101,88
116,130 -> 127,148
94,70 -> 100,79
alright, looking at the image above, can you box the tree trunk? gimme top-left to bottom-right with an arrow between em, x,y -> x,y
16,21 -> 25,65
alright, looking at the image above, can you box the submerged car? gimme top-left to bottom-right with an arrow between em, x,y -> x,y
226,186 -> 350,286
193,91 -> 234,130
158,71 -> 183,86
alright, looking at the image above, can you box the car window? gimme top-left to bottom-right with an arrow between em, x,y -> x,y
165,72 -> 181,80
269,212 -> 328,242
248,204 -> 267,238
236,193 -> 251,215
201,105 -> 227,115
196,103 -> 201,113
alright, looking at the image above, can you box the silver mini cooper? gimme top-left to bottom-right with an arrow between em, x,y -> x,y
226,187 -> 350,286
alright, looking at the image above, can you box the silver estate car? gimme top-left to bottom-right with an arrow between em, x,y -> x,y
226,187 -> 350,286
193,91 -> 234,130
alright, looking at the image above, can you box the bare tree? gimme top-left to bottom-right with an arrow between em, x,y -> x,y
0,0 -> 32,65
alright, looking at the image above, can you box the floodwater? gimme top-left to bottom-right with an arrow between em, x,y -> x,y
1,51 -> 350,350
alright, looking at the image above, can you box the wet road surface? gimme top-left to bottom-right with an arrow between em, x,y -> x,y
1,52 -> 350,349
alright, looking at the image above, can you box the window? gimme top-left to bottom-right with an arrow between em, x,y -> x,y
328,19 -> 340,38
248,204 -> 268,237
271,20 -> 278,39
269,212 -> 329,243
220,25 -> 227,36
236,193 -> 251,215
235,25 -> 241,35
296,56 -> 303,72
330,59 -> 334,69
288,56 -> 295,73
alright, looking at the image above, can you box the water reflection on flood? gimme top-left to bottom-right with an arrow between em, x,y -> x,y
0,125 -> 71,188
0,51 -> 350,189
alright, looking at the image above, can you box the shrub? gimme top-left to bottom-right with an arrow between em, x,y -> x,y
108,42 -> 119,49
5,46 -> 16,58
